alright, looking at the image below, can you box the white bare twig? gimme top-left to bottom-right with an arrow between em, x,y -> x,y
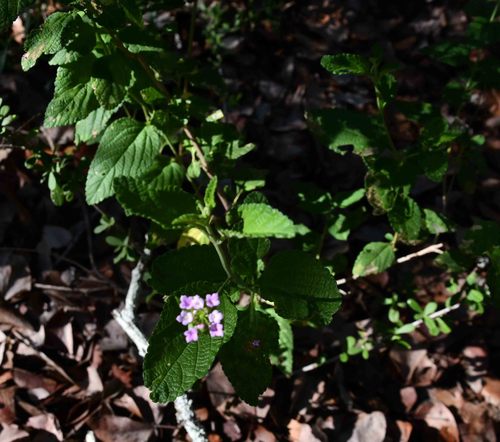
112,249 -> 207,442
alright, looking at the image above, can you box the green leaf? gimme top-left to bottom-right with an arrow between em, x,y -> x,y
388,196 -> 422,240
424,318 -> 439,336
424,42 -> 473,67
144,284 -> 237,403
436,317 -> 451,334
21,11 -> 77,70
44,62 -> 99,127
0,0 -> 33,31
407,299 -> 422,313
308,109 -> 387,154
395,323 -> 416,334
219,309 -> 279,405
86,118 -> 165,204
91,54 -> 134,109
266,309 -> 294,376
228,238 -> 270,282
352,242 -> 395,278
150,245 -> 226,293
333,188 -> 366,208
320,54 -> 371,76
328,214 -> 351,241
259,250 -> 341,324
141,156 -> 185,189
234,203 -> 296,238
204,176 -> 218,212
114,177 -> 196,229
75,107 -> 115,145
424,209 -> 450,235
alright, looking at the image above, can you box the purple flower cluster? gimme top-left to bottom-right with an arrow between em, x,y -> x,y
176,293 -> 224,343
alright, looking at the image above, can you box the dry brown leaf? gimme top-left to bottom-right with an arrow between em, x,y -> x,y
347,411 -> 386,442
414,400 -> 459,442
89,414 -> 154,442
459,402 -> 495,442
481,377 -> 500,408
248,425 -> 277,442
395,420 -> 412,442
400,387 -> 417,412
113,393 -> 142,418
26,413 -> 64,441
0,386 -> 16,424
288,419 -> 321,442
389,349 -> 438,386
0,423 -> 29,442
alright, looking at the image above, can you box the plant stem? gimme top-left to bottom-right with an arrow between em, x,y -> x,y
205,224 -> 233,280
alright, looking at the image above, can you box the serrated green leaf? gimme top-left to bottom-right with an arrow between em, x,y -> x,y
44,62 -> 99,127
86,118 -> 165,204
144,284 -> 237,403
228,238 -> 270,282
75,107 -> 115,145
234,203 -> 296,238
308,109 -> 387,154
321,53 -> 371,76
91,54 -> 134,109
352,242 -> 395,278
21,11 -> 77,71
259,251 -> 341,324
219,309 -> 279,405
0,0 -> 33,31
150,245 -> 226,293
388,196 -> 422,240
115,178 -> 197,229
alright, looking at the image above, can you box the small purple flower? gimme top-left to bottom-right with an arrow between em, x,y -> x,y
176,310 -> 193,326
208,310 -> 223,324
179,295 -> 193,309
209,323 -> 224,338
205,292 -> 220,308
196,323 -> 205,330
191,295 -> 204,310
184,327 -> 199,343
251,339 -> 261,348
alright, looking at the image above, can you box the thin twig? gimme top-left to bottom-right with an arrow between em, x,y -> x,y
112,248 -> 207,442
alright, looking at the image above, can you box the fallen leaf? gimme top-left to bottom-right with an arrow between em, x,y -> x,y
414,400 -> 459,442
26,413 -> 64,441
288,419 -> 321,442
89,414 -> 154,442
348,411 -> 386,442
0,423 -> 29,442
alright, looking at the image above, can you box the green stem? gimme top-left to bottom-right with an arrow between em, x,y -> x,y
374,85 -> 397,153
490,0 -> 500,21
205,224 -> 233,280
